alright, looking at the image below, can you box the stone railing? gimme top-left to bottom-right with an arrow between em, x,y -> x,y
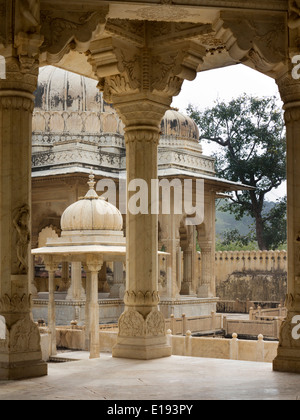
223,317 -> 282,340
249,305 -> 287,320
40,328 -> 278,364
165,312 -> 222,336
167,332 -> 278,364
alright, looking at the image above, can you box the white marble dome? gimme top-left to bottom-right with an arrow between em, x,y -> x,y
160,109 -> 200,142
61,174 -> 123,233
32,66 -> 124,137
34,66 -> 103,112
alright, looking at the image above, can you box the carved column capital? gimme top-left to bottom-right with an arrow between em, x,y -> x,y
89,21 -> 208,124
86,255 -> 103,273
276,68 -> 300,109
43,256 -> 58,273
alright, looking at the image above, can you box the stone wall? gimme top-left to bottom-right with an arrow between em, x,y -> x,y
214,251 -> 287,304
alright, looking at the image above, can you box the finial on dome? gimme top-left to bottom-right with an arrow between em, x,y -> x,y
83,171 -> 99,200
88,171 -> 96,190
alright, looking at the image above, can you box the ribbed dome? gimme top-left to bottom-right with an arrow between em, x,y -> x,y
61,174 -> 123,232
35,66 -> 103,112
161,109 -> 199,142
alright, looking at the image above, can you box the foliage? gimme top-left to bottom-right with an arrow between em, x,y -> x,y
188,95 -> 287,250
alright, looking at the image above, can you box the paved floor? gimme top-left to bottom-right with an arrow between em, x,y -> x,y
0,352 -> 300,400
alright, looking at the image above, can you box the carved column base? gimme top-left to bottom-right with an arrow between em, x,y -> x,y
197,284 -> 213,298
273,311 -> 300,373
0,313 -> 47,380
112,309 -> 171,360
180,282 -> 192,295
273,350 -> 300,373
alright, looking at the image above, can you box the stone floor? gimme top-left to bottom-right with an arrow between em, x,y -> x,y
1,352 -> 300,400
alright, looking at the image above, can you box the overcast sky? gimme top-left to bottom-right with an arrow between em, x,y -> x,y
171,64 -> 286,201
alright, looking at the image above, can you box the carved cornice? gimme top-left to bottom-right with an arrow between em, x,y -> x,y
40,7 -> 109,63
213,10 -> 288,77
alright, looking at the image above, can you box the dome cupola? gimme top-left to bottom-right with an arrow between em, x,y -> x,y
160,109 -> 202,153
60,173 -> 123,234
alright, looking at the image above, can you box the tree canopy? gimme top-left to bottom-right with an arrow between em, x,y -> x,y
187,94 -> 286,250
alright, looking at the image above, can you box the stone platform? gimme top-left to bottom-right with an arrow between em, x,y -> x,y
32,296 -> 218,325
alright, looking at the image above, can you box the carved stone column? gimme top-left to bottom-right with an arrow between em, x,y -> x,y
197,243 -> 214,298
273,70 -> 300,373
66,262 -> 85,301
89,21 -> 206,359
180,225 -> 196,296
0,45 -> 47,379
86,256 -> 103,359
196,190 -> 216,298
110,261 -> 125,299
44,258 -> 58,357
114,124 -> 171,359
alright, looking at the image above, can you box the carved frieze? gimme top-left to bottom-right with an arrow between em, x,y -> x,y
118,309 -> 145,337
0,315 -> 41,353
118,308 -> 166,338
124,290 -> 160,307
0,293 -> 32,314
12,205 -> 31,275
145,310 -> 166,336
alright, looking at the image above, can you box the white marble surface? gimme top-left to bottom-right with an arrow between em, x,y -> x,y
1,352 -> 300,400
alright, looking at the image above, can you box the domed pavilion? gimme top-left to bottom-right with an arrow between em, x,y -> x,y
31,66 -> 248,332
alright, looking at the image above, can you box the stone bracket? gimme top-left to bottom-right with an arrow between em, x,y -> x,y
213,10 -> 288,77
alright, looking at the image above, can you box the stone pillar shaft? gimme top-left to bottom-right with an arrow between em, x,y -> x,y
85,258 -> 102,359
0,56 -> 47,379
273,71 -> 300,371
48,269 -> 57,356
124,128 -> 160,316
67,262 -> 85,301
196,190 -> 216,298
89,269 -> 100,359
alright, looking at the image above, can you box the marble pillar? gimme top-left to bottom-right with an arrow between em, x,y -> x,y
86,257 -> 102,359
89,22 -> 204,359
273,71 -> 300,373
110,261 -> 125,299
0,54 -> 47,379
44,259 -> 57,357
112,124 -> 172,360
66,262 -> 85,301
196,190 -> 216,298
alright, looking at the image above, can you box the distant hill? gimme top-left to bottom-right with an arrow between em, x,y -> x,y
215,200 -> 283,240
215,204 -> 255,241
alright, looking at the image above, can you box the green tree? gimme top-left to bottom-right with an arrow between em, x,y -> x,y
188,94 -> 286,250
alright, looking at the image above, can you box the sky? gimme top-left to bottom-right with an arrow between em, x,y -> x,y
171,63 -> 286,202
